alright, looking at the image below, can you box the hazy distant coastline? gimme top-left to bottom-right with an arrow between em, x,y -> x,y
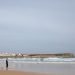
0,53 -> 74,58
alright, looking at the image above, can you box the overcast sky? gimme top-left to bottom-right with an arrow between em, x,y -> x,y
0,0 -> 75,53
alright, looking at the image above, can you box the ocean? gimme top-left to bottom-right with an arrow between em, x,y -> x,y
0,58 -> 75,75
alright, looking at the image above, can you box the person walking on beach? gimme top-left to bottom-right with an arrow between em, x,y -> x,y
6,58 -> 8,70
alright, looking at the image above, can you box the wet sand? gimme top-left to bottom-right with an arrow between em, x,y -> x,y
0,70 -> 48,75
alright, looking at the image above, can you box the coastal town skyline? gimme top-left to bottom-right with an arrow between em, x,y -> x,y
0,0 -> 75,53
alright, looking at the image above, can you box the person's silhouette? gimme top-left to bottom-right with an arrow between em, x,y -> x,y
6,58 -> 8,70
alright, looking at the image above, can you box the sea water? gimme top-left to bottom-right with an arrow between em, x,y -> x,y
0,58 -> 75,75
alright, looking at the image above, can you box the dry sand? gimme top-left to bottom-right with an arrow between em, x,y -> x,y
0,70 -> 48,75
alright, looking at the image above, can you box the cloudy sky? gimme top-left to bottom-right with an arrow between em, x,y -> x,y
0,0 -> 75,53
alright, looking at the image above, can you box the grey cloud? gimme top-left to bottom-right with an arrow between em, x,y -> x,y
0,0 -> 75,53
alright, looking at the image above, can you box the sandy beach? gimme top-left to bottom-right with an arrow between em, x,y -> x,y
0,70 -> 48,75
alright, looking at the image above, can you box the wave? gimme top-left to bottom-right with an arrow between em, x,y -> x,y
7,58 -> 75,62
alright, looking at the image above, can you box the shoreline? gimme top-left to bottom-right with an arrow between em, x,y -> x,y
0,70 -> 49,75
